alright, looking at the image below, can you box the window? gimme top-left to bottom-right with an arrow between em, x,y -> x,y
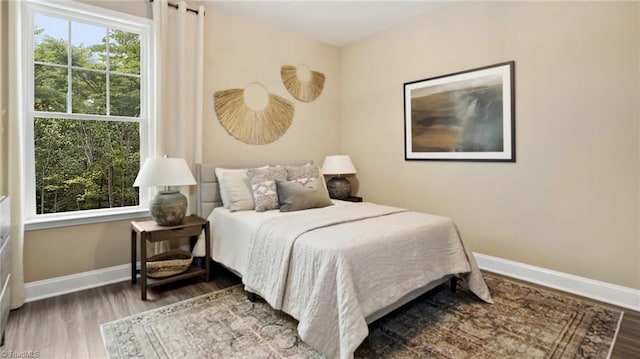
23,1 -> 154,229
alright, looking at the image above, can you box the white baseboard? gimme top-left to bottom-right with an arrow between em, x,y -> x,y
474,252 -> 640,312
24,263 -> 138,303
24,254 -> 640,312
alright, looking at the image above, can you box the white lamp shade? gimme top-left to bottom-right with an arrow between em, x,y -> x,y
133,157 -> 196,187
321,155 -> 357,176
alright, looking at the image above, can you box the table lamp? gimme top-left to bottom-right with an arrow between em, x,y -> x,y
133,157 -> 196,226
321,155 -> 357,200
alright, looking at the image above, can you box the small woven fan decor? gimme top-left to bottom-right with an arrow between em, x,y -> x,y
280,65 -> 325,102
214,86 -> 294,145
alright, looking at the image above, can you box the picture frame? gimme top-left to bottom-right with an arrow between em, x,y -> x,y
404,61 -> 515,161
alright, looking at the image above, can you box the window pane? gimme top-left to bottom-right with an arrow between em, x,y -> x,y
34,64 -> 68,112
109,29 -> 140,75
72,69 -> 106,115
34,118 -> 140,214
110,75 -> 140,117
71,22 -> 107,70
34,14 -> 68,65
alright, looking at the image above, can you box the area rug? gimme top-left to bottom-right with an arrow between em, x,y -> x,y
101,273 -> 623,358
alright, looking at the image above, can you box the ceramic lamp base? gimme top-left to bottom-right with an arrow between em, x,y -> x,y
149,190 -> 187,226
327,176 -> 351,200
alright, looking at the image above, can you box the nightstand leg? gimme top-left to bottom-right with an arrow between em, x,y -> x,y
141,233 -> 147,301
131,229 -> 137,284
204,222 -> 211,281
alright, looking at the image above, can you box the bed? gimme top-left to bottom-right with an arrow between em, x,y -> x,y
195,161 -> 492,359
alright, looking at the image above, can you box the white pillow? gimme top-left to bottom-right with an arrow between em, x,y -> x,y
224,172 -> 255,212
215,168 -> 247,208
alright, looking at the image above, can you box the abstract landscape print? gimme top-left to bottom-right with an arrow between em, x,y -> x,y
404,62 -> 515,161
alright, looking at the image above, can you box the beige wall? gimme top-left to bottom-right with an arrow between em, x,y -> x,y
24,2 -> 341,282
202,6 -> 341,166
341,1 -> 640,289
24,220 -> 134,282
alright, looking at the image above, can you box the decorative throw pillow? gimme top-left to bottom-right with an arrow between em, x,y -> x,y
276,178 -> 334,212
224,171 -> 255,212
285,165 -> 320,186
247,166 -> 287,212
215,168 -> 247,208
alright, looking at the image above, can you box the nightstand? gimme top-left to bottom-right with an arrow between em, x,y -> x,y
343,196 -> 363,202
131,215 -> 210,300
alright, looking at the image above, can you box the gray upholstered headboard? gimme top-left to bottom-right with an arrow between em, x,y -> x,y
196,161 -> 312,219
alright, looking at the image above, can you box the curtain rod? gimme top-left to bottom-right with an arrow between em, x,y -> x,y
149,0 -> 204,16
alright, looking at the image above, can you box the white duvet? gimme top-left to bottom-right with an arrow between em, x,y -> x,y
240,202 -> 492,359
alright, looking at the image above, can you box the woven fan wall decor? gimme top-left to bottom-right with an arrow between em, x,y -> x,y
280,65 -> 326,102
214,86 -> 294,145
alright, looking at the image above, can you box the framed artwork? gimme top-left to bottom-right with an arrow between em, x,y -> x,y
404,61 -> 515,161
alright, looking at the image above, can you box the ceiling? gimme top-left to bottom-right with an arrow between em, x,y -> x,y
206,1 -> 450,47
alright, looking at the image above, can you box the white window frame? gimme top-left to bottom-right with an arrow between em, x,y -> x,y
21,0 -> 155,230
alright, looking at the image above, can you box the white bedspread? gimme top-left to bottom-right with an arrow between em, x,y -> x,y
203,200 -> 351,275
207,207 -> 284,275
242,202 -> 492,359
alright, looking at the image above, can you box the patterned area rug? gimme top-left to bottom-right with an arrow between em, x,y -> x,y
101,273 -> 622,358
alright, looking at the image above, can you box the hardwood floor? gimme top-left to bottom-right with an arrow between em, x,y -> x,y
2,267 -> 638,358
4,265 -> 241,359
615,309 -> 640,359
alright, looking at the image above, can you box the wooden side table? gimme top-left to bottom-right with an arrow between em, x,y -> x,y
131,215 -> 210,300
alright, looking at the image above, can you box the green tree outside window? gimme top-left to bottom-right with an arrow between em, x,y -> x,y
33,14 -> 143,214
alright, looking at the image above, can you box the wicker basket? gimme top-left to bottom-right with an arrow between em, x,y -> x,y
146,249 -> 193,278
